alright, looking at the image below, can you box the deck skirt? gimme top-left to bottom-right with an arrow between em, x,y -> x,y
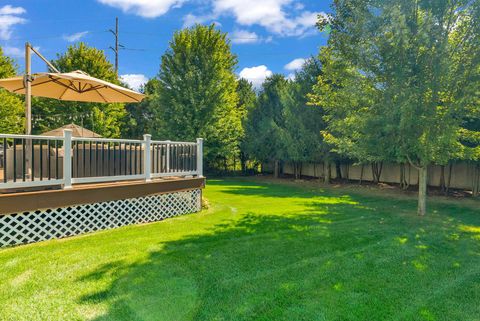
0,189 -> 201,247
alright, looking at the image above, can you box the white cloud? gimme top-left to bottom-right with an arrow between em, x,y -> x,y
96,0 -> 323,37
3,45 -> 40,58
63,31 -> 89,42
239,65 -> 272,89
284,58 -> 306,71
212,0 -> 325,36
182,13 -> 210,28
231,29 -> 260,44
0,5 -> 26,15
3,46 -> 22,57
230,30 -> 272,45
0,5 -> 27,40
97,0 -> 184,18
182,13 -> 222,28
120,74 -> 148,91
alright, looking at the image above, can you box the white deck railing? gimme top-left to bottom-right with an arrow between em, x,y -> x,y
0,130 -> 203,190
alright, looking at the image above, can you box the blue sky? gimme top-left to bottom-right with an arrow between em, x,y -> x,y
0,0 -> 331,90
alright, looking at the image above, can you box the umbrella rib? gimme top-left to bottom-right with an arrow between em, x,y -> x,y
94,88 -> 109,103
58,84 -> 70,100
108,86 -> 142,102
49,77 -> 79,92
80,85 -> 105,93
80,82 -> 89,92
12,78 -> 54,93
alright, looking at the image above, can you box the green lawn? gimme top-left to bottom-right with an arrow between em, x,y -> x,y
1,178 -> 480,321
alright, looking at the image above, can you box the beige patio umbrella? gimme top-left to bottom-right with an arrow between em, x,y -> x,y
0,43 -> 145,135
0,70 -> 144,104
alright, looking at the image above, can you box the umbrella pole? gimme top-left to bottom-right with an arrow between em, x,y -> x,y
25,43 -> 32,178
25,42 -> 31,135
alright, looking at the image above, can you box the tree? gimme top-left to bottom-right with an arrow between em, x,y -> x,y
151,24 -> 242,168
0,47 -> 16,78
32,43 -> 127,137
282,57 -> 326,179
236,78 -> 257,174
124,78 -> 158,139
0,46 -> 24,134
245,74 -> 289,178
316,0 -> 480,215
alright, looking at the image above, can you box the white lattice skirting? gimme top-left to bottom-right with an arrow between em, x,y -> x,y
0,189 -> 201,247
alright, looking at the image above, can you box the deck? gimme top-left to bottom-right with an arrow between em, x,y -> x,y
0,176 -> 205,215
0,132 -> 205,246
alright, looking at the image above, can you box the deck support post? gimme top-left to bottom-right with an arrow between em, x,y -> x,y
143,134 -> 152,182
63,129 -> 73,189
196,138 -> 203,177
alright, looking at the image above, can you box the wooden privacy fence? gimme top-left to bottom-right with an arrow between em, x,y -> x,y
0,130 -> 203,190
280,161 -> 480,194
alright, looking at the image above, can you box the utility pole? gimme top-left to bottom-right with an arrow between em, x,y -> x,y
109,17 -> 119,75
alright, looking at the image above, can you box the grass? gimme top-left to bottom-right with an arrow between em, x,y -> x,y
0,177 -> 479,321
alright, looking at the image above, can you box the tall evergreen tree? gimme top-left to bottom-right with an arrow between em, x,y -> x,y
283,57 -> 326,179
236,78 -> 257,173
245,74 -> 289,178
151,24 -> 242,167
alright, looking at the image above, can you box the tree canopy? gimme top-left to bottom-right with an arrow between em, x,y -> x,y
0,46 -> 24,134
314,0 -> 480,214
150,24 -> 242,167
32,43 -> 127,137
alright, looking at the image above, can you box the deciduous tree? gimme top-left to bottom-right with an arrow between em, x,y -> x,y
0,46 -> 24,134
33,43 -> 127,137
151,25 -> 242,167
316,0 -> 480,215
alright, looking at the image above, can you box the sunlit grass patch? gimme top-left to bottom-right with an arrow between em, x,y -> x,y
0,177 -> 479,321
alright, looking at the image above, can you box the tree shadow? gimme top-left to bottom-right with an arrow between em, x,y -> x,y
75,181 -> 480,321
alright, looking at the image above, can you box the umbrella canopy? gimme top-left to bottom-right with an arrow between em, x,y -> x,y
0,70 -> 144,103
40,123 -> 102,138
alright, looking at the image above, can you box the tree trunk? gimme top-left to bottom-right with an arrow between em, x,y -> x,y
274,160 -> 279,178
241,159 -> 247,175
399,163 -> 409,190
418,166 -> 428,216
473,163 -> 480,197
400,163 -> 405,189
439,165 -> 446,194
335,161 -> 342,180
371,162 -> 383,184
324,159 -> 330,184
359,164 -> 364,185
446,163 -> 452,195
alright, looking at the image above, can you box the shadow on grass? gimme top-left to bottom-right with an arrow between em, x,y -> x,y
77,181 -> 480,321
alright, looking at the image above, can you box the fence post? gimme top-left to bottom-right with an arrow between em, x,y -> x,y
63,129 -> 73,189
143,134 -> 152,182
196,138 -> 203,177
166,140 -> 171,173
